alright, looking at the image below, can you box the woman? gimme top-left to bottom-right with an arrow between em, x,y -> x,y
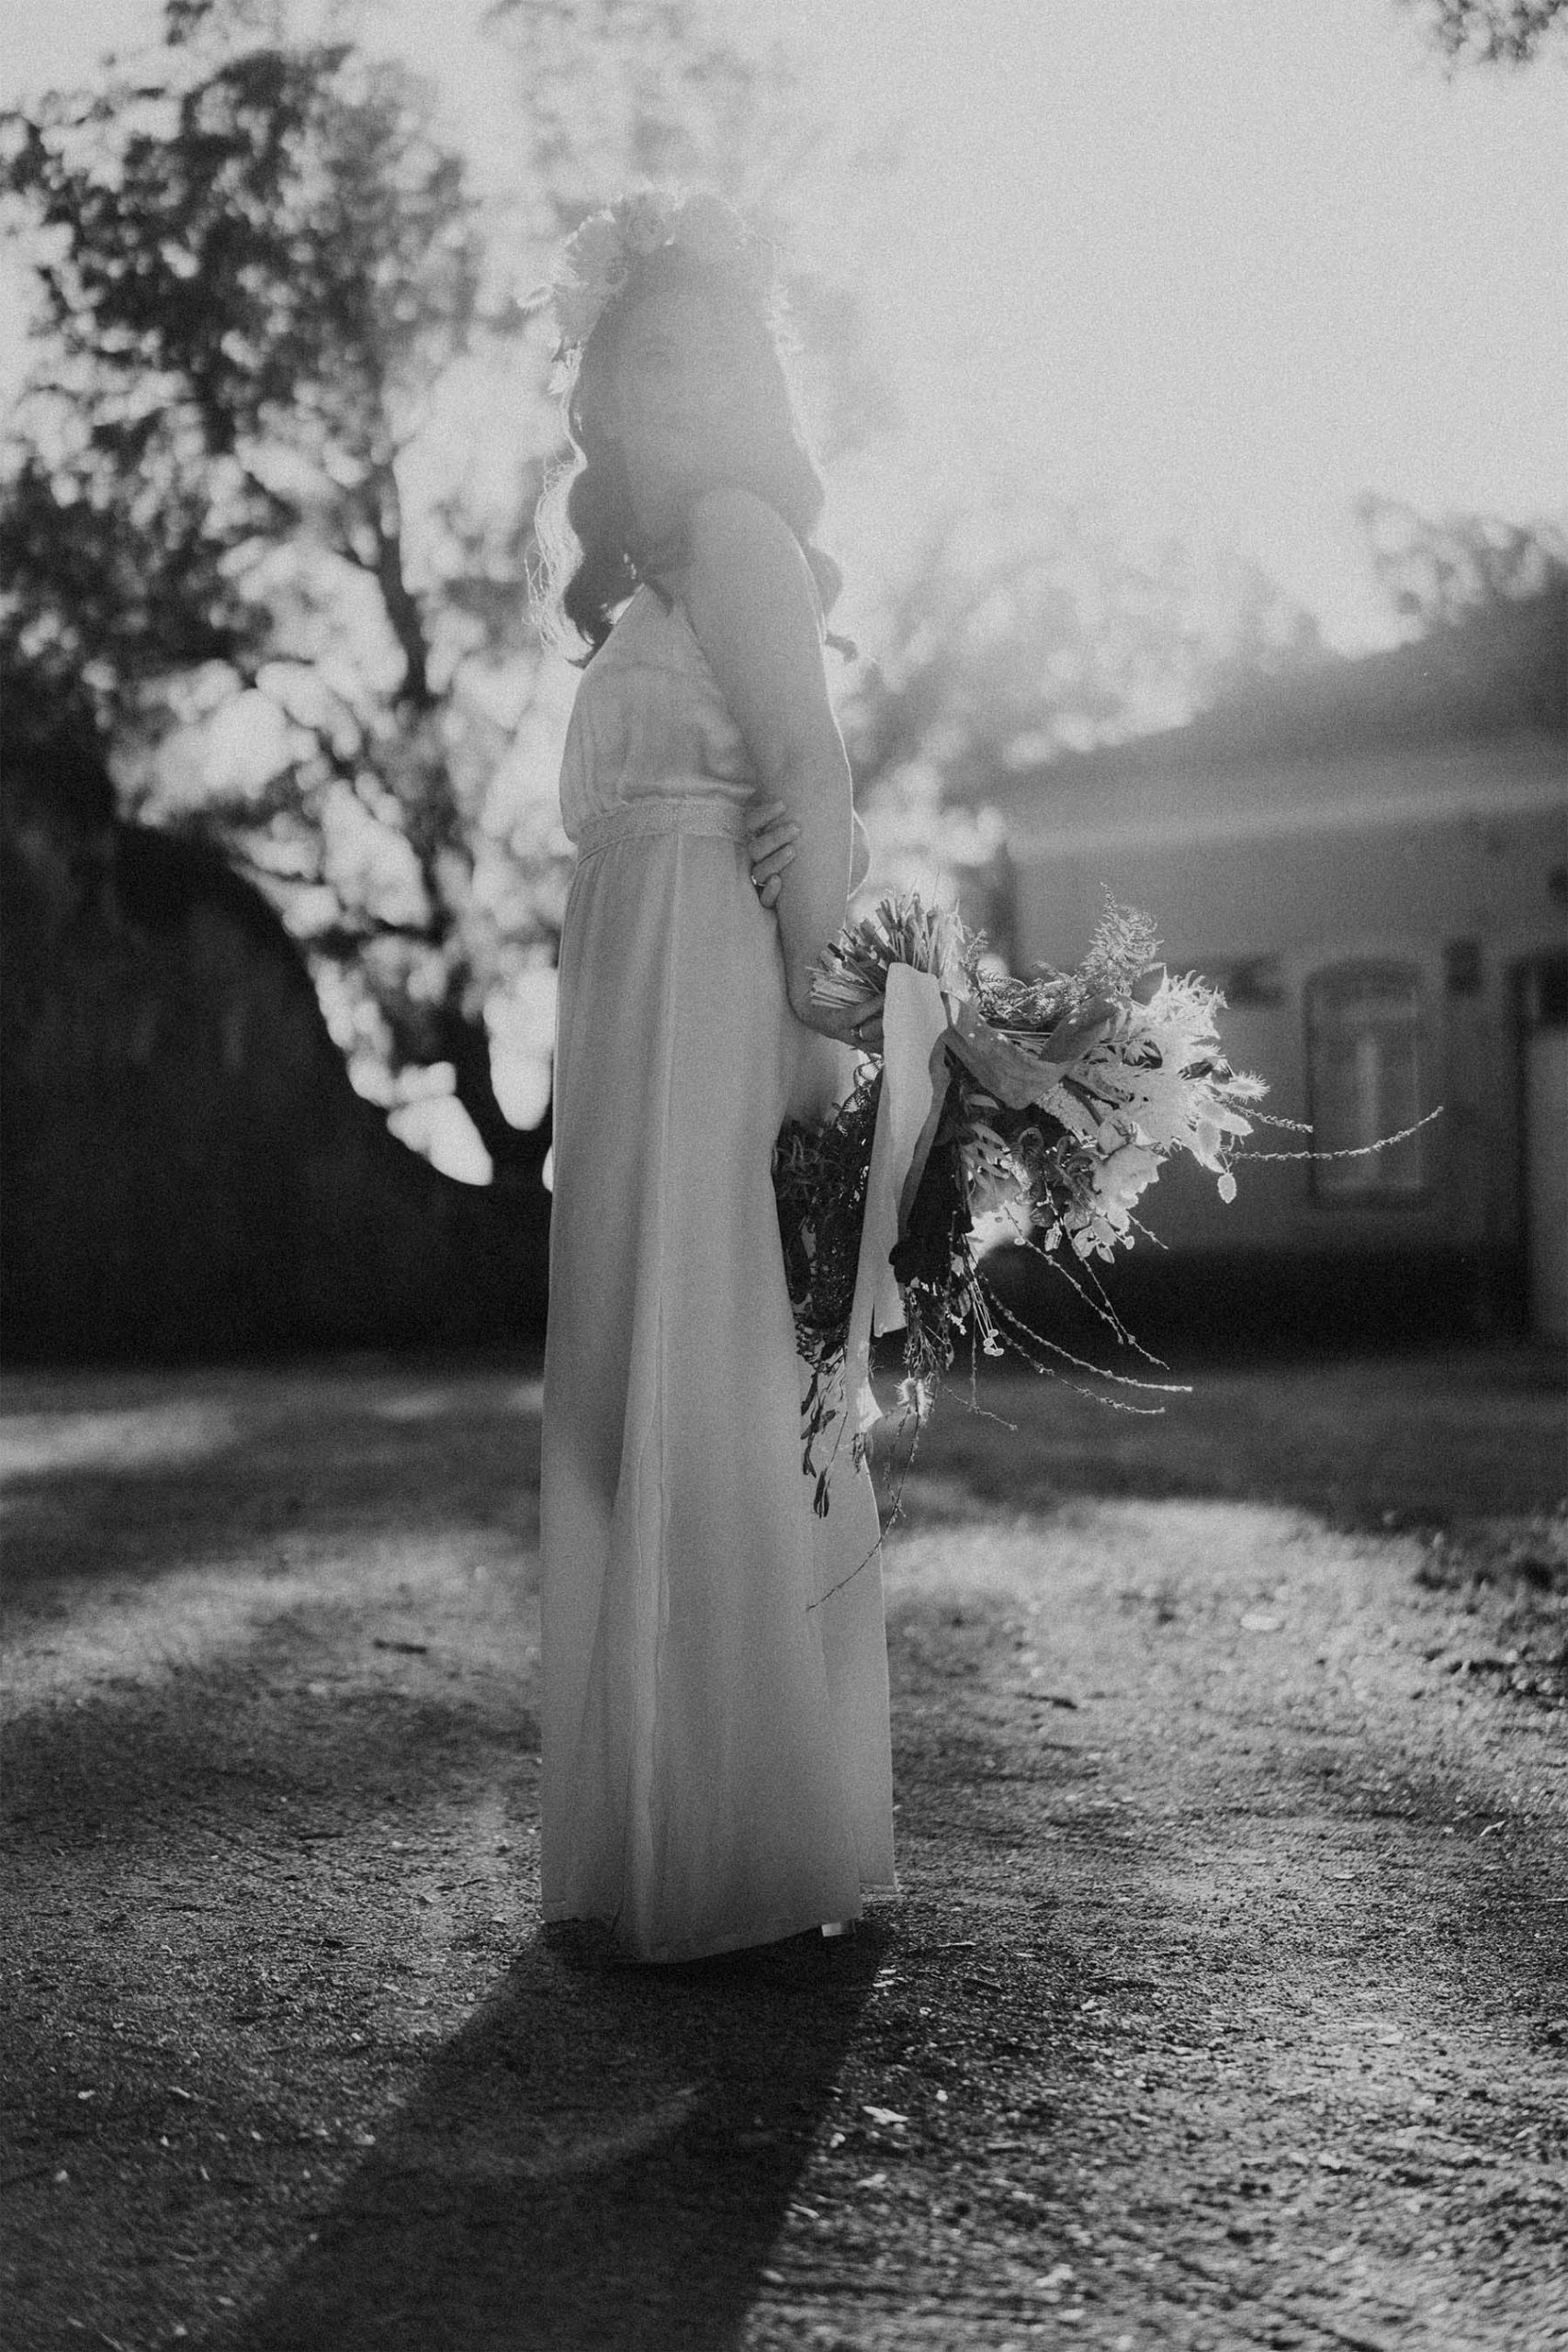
535,191 -> 896,1962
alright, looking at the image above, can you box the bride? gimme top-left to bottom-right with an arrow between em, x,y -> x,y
534,190 -> 896,1962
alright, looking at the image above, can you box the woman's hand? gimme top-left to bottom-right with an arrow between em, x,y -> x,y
744,797 -> 799,910
793,996 -> 885,1054
744,794 -> 881,1046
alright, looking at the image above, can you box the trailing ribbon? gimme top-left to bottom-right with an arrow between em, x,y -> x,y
842,962 -> 952,1433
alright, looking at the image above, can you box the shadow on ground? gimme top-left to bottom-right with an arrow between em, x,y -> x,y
874,1344 -> 1567,1533
0,1357 -> 543,1594
5,1347 -> 1561,1606
4,1348 -> 1565,2349
226,1926 -> 884,2352
1,1646 -> 520,1858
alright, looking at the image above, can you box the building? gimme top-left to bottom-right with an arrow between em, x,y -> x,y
976,589 -> 1568,1340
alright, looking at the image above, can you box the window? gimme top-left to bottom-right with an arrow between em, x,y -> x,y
1305,963 -> 1427,1202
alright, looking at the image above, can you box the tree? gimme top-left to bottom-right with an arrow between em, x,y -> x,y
839,490 -> 1323,804
485,0 -> 901,466
2,27 -> 560,1189
1398,0 -> 1568,64
827,490 -> 1322,964
1,0 -> 891,1193
1355,495 -> 1568,627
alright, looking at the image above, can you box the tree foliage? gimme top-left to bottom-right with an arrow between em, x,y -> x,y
840,492 -> 1324,803
1,0 -> 887,1186
486,0 -> 901,464
1356,495 -> 1568,626
1,28 -> 547,1179
1398,0 -> 1568,64
829,492 -> 1324,952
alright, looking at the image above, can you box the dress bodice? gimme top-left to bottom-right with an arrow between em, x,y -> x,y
558,586 -> 757,845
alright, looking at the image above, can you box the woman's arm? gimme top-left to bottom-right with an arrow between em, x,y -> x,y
683,488 -> 865,1046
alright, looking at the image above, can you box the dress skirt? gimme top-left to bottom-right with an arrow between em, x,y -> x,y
540,797 -> 896,1962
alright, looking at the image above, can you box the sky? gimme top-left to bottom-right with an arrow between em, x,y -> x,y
2,0 -> 1565,648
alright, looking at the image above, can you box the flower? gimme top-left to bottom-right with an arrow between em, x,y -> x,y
1086,1141 -> 1161,1248
677,188 -> 751,267
808,889 -> 974,1030
569,212 -> 629,284
540,187 -> 771,353
776,893 -> 1268,1476
1097,1140 -> 1160,1210
620,189 -> 672,256
553,278 -> 604,345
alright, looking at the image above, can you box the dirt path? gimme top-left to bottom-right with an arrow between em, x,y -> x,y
2,1348 -> 1564,2351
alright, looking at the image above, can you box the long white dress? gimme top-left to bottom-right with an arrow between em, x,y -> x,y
539,583 -> 896,1963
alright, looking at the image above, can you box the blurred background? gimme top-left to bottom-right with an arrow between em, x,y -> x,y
2,0 -> 1564,1363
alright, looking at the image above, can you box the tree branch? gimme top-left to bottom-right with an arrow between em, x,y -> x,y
434,994 -> 551,1182
365,458 -> 435,717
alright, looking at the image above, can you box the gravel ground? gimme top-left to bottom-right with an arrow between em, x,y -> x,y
1,1343 -> 1564,2352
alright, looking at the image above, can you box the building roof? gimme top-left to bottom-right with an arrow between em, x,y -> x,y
979,586 -> 1568,844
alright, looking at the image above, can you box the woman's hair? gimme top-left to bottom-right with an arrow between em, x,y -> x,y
533,244 -> 844,662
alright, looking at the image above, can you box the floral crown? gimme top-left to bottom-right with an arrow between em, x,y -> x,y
536,188 -> 776,356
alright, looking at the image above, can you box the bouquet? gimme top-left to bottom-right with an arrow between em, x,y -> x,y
773,894 -> 1265,1502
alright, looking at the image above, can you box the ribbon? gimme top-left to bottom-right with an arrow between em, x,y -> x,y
944,993 -> 1119,1108
841,962 -> 952,1433
835,972 -> 1120,1438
